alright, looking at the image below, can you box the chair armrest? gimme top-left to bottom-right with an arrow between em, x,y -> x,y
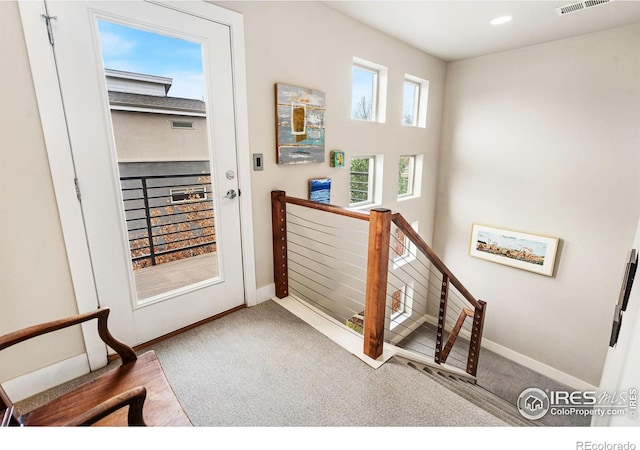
0,308 -> 136,364
63,386 -> 147,426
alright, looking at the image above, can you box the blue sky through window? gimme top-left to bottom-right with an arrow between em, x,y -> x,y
351,65 -> 375,119
98,20 -> 204,100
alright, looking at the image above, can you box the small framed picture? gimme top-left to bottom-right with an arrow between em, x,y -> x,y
330,150 -> 345,168
309,178 -> 331,204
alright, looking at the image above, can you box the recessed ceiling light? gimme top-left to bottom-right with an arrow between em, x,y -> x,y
490,16 -> 512,25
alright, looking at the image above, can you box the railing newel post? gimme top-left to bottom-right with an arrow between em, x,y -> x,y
435,274 -> 449,364
363,208 -> 392,360
467,300 -> 487,376
271,190 -> 289,298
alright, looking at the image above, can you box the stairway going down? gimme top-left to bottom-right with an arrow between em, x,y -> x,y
398,357 -> 544,427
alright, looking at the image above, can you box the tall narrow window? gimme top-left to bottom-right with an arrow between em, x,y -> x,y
351,65 -> 376,121
398,155 -> 416,197
402,74 -> 429,128
402,81 -> 419,126
391,286 -> 407,320
352,57 -> 387,123
392,227 -> 410,261
349,156 -> 374,206
392,221 -> 418,270
390,282 -> 414,330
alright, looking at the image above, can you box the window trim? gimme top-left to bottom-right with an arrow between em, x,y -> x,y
351,64 -> 378,122
402,74 -> 429,128
352,57 -> 388,123
398,155 -> 423,202
169,186 -> 207,204
392,221 -> 418,270
349,155 -> 383,209
402,80 -> 420,127
390,282 -> 414,330
349,156 -> 374,207
398,155 -> 416,198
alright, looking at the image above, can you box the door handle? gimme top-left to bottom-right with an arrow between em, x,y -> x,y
223,189 -> 237,200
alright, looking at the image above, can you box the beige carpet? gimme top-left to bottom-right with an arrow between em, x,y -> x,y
18,300 -> 507,427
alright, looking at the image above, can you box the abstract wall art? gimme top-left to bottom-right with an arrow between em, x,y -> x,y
275,83 -> 326,165
309,178 -> 331,204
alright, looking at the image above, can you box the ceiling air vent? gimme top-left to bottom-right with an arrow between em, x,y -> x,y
556,0 -> 612,15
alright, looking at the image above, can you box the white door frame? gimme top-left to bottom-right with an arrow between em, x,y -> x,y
18,0 -> 256,371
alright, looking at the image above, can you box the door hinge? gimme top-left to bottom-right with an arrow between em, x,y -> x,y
41,14 -> 57,46
74,177 -> 82,202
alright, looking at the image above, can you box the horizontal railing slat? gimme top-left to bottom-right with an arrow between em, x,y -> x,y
282,195 -> 371,221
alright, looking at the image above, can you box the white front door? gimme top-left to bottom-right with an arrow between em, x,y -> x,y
25,0 -> 253,348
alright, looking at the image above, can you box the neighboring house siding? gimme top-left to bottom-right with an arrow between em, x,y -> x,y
110,110 -> 208,162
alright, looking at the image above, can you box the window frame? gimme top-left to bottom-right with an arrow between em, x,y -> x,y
402,74 -> 429,128
169,186 -> 207,204
351,57 -> 388,123
398,155 -> 416,198
392,221 -> 418,270
351,64 -> 377,122
390,282 -> 414,330
349,156 -> 375,207
397,154 -> 423,201
402,80 -> 420,127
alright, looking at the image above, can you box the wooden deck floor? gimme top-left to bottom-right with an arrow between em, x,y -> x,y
133,252 -> 219,299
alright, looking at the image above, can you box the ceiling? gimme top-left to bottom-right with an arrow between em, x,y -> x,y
322,0 -> 640,61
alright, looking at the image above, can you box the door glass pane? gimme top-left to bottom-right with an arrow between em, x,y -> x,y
97,20 -> 219,302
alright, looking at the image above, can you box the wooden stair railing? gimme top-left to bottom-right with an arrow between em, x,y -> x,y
391,214 -> 487,375
271,190 -> 487,376
440,308 -> 474,364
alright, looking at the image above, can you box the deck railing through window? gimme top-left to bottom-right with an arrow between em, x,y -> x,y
120,173 -> 216,269
271,190 -> 486,376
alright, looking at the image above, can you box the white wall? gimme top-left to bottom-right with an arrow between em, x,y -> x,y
0,1 -> 84,383
215,1 -> 446,291
435,24 -> 640,387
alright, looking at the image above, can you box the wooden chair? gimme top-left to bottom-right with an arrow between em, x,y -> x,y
0,308 -> 192,426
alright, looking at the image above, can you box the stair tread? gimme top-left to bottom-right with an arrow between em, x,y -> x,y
406,360 -> 543,427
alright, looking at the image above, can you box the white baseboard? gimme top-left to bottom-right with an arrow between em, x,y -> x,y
255,284 -> 275,305
2,353 -> 90,402
480,338 -> 598,391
